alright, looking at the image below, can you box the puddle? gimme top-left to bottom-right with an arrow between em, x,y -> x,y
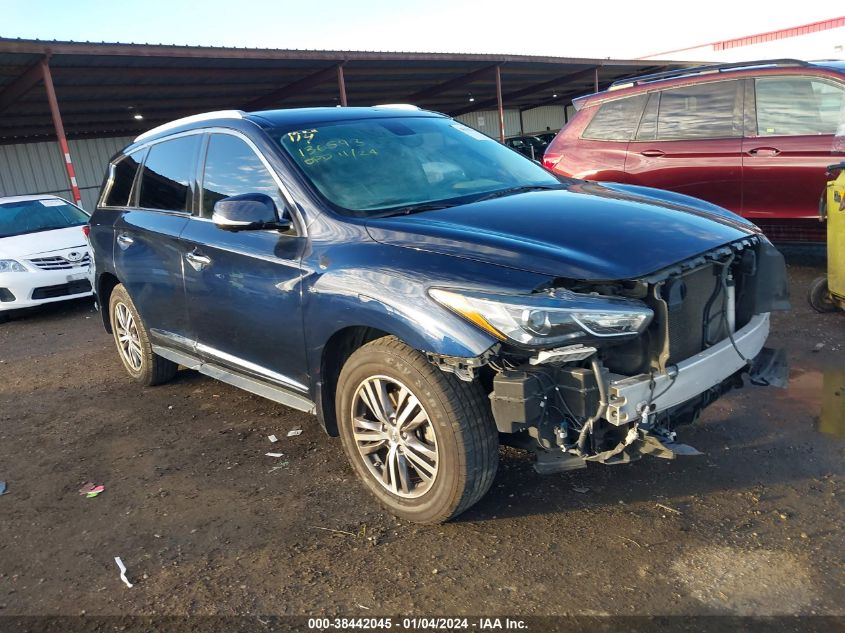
818,368 -> 845,439
780,367 -> 845,439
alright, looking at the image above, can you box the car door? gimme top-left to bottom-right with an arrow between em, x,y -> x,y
113,134 -> 201,347
625,80 -> 744,212
180,130 -> 309,391
742,75 -> 845,221
570,93 -> 647,181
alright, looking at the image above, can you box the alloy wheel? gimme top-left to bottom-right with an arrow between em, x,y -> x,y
114,302 -> 143,371
351,375 -> 439,498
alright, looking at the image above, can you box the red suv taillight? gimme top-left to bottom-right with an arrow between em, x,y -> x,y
543,153 -> 560,170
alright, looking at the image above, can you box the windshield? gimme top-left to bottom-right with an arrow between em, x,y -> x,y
0,198 -> 89,238
277,116 -> 561,215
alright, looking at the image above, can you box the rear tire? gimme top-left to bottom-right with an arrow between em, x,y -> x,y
108,284 -> 177,386
336,336 -> 498,524
808,275 -> 838,313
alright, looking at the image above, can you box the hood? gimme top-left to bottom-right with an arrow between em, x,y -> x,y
0,226 -> 88,259
365,181 -> 759,281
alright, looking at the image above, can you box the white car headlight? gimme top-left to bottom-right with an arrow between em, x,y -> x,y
0,259 -> 27,273
429,287 -> 653,348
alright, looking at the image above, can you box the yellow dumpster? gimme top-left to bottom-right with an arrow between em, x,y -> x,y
808,162 -> 845,313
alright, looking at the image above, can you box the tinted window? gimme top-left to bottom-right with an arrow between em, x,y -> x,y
635,92 -> 659,140
277,117 -> 560,215
201,134 -> 285,218
0,199 -> 88,238
656,81 -> 740,140
755,77 -> 845,136
138,136 -> 200,212
103,153 -> 141,207
582,94 -> 648,141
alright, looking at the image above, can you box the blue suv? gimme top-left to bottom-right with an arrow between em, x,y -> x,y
89,107 -> 789,523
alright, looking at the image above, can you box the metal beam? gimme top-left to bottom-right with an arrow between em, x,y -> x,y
406,64 -> 498,103
247,63 -> 343,110
0,58 -> 46,113
40,59 -> 81,205
448,66 -> 599,116
337,64 -> 347,106
495,65 -> 505,143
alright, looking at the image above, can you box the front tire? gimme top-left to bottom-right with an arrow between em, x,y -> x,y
108,284 -> 177,386
336,336 -> 498,523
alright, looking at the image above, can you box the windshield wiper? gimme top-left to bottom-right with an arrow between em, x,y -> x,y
378,202 -> 458,218
472,184 -> 562,203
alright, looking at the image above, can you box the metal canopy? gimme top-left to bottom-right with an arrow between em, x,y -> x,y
0,38 -> 690,144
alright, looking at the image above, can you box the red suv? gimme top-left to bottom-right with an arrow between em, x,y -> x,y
544,59 -> 845,242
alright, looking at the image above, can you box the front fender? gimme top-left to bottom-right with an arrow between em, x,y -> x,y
301,240 -> 549,381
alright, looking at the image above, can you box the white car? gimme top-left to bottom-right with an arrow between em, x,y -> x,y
0,194 -> 92,319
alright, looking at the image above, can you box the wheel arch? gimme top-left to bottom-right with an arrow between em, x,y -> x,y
96,272 -> 121,333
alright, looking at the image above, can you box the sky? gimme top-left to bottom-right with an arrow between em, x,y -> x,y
0,1 -> 839,59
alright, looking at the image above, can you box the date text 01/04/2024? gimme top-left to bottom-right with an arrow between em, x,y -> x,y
306,617 -> 528,630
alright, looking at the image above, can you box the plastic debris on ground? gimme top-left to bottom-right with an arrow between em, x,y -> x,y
268,435 -> 278,443
0,481 -> 6,496
572,486 -> 590,494
287,428 -> 303,437
114,557 -> 133,588
265,452 -> 285,458
79,483 -> 105,498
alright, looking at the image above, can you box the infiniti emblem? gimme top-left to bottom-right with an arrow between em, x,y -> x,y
66,251 -> 84,262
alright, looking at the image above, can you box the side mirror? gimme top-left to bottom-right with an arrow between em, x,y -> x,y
212,193 -> 292,232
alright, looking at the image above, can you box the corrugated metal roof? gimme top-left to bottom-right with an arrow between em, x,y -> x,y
0,37 -> 691,143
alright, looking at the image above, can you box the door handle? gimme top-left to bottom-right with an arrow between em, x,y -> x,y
747,147 -> 781,157
116,234 -> 134,249
639,149 -> 665,157
185,251 -> 212,272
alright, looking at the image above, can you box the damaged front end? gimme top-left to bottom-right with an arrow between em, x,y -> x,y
430,236 -> 790,473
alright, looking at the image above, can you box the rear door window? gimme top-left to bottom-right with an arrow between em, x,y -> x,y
582,94 -> 648,141
199,133 -> 286,218
754,76 -> 845,136
634,92 -> 660,140
656,80 -> 741,140
102,151 -> 142,207
138,135 -> 201,212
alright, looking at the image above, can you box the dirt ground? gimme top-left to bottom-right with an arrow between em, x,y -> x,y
0,247 -> 843,619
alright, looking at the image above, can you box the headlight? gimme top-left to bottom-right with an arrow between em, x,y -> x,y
0,259 -> 27,273
429,287 -> 653,348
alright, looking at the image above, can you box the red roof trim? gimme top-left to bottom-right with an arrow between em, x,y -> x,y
713,16 -> 845,50
640,15 -> 845,59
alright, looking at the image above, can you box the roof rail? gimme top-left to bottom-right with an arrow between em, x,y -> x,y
134,110 -> 245,142
608,58 -> 809,90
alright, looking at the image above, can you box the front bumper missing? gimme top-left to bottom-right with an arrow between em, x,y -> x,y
606,313 -> 771,425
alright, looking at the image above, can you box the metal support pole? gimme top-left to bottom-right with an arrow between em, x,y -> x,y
519,110 -> 524,135
337,64 -> 348,107
495,65 -> 505,143
594,67 -> 599,93
41,59 -> 81,206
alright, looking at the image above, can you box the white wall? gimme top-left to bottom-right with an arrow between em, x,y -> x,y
0,135 -> 133,211
520,105 -> 567,134
455,105 -> 568,137
454,109 -> 522,138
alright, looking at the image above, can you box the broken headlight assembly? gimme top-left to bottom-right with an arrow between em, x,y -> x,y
429,287 -> 653,348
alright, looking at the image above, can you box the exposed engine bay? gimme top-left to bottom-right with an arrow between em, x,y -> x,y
430,236 -> 791,473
